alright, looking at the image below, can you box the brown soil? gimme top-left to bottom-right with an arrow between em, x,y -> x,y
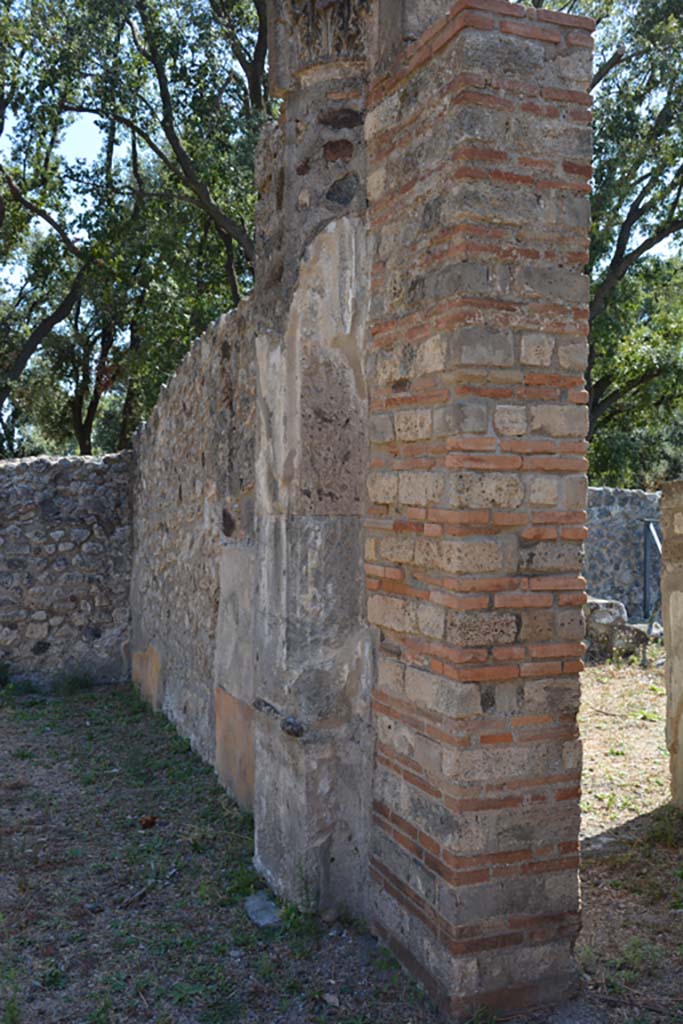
577,656 -> 683,1024
0,684 -> 437,1024
0,663 -> 681,1024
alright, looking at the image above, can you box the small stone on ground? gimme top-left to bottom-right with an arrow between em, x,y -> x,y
245,890 -> 282,928
548,997 -> 608,1024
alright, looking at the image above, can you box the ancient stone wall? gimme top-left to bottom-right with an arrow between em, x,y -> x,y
586,486 -> 661,620
129,307 -> 257,783
0,2 -> 596,1019
0,454 -> 131,686
659,482 -> 683,807
364,2 -> 593,1015
250,16 -> 374,915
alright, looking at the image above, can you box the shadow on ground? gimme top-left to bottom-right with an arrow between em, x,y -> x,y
577,804 -> 683,1024
0,684 -> 437,1024
1,682 -> 681,1024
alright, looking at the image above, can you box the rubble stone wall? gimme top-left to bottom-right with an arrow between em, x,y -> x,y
0,454 -> 132,685
586,486 -> 661,620
129,306 -> 257,776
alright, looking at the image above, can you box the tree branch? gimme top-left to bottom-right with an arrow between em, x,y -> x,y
117,184 -> 211,217
590,367 -> 667,436
0,268 -> 86,411
591,159 -> 683,323
591,216 -> 683,323
210,0 -> 269,113
0,164 -> 84,259
61,104 -> 179,180
133,0 -> 255,263
591,44 -> 626,91
611,172 -> 659,265
252,0 -> 269,110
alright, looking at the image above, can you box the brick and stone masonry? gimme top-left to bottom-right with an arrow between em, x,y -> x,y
363,1 -> 593,1015
0,1 -> 597,1019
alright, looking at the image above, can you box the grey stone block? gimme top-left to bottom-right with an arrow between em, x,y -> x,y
245,891 -> 282,928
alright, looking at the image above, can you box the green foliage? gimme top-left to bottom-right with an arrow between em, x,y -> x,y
39,962 -> 67,991
52,670 -> 96,696
607,936 -> 663,989
221,863 -> 260,904
523,1 -> 683,484
4,0 -> 683,481
590,414 -> 683,488
0,915 -> 21,1024
589,257 -> 683,485
645,803 -> 683,849
1,996 -> 21,1024
465,1009 -> 498,1024
280,903 -> 322,954
1,0 -> 266,455
587,0 -> 683,475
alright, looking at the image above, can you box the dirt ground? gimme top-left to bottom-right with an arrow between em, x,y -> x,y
577,655 -> 683,1024
0,660 -> 681,1024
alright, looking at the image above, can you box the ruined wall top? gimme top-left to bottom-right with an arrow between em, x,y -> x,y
267,0 -> 373,94
266,0 -> 454,94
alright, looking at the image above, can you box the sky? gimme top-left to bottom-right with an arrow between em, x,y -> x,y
0,113 -> 105,289
1,110 -> 104,164
59,114 -> 104,164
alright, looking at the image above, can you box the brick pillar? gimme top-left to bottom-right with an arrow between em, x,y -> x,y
364,1 -> 593,1016
660,482 -> 683,807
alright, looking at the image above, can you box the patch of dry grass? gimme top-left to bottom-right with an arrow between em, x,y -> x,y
580,656 -> 671,840
578,657 -> 683,1024
0,685 -> 436,1024
0,662 -> 681,1024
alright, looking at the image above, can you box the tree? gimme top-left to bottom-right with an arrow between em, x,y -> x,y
588,256 -> 683,487
1,148 -> 242,454
6,0 -> 683,468
523,0 -> 683,464
0,0 -> 268,455
55,0 -> 266,284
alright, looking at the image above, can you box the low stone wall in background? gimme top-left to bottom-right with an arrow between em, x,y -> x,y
0,454 -> 132,685
586,486 -> 661,621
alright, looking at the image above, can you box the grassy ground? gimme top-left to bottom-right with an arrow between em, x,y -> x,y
0,684 -> 436,1024
0,664 -> 681,1024
577,657 -> 683,1024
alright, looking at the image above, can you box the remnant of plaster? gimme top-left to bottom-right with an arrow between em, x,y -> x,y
255,216 -> 368,518
215,688 -> 255,810
132,644 -> 163,711
253,209 -> 372,916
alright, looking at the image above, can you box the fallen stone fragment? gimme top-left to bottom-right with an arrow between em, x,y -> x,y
245,890 -> 282,928
585,597 -> 649,661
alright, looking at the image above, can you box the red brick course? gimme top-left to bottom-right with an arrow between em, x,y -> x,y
365,0 -> 592,1015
